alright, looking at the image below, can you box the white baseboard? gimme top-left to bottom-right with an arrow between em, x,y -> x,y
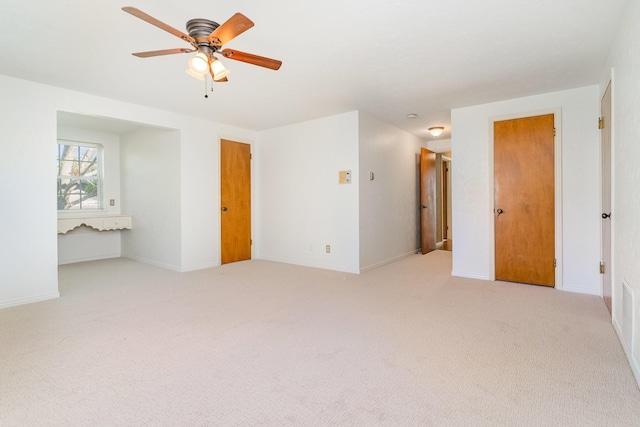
121,254 -> 182,272
613,316 -> 640,388
360,251 -> 417,273
452,270 -> 490,281
255,254 -> 360,274
58,253 -> 121,265
0,292 -> 60,310
560,284 -> 601,296
179,262 -> 219,272
61,253 -> 218,273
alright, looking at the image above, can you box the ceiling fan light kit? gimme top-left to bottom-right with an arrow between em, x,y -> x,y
121,6 -> 282,93
210,59 -> 230,81
188,52 -> 210,75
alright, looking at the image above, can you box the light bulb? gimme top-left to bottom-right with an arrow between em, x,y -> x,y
188,52 -> 209,75
210,59 -> 230,81
428,127 -> 445,137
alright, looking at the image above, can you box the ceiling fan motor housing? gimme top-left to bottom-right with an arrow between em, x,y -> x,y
186,19 -> 220,49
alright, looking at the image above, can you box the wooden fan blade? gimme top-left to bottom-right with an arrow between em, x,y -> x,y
207,13 -> 254,46
132,48 -> 195,58
220,49 -> 282,70
122,7 -> 195,45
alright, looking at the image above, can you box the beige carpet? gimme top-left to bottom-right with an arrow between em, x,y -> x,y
1,251 -> 639,426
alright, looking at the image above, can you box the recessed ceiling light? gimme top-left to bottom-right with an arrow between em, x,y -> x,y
407,113 -> 418,119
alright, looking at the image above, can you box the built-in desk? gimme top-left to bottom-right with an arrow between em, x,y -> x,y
57,215 -> 132,234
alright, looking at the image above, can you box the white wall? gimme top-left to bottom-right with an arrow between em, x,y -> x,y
358,112 -> 423,271
602,0 -> 640,383
0,77 -> 59,308
121,128 -> 182,270
451,86 -> 601,295
255,112 -> 360,273
0,74 -> 256,308
57,125 -> 123,264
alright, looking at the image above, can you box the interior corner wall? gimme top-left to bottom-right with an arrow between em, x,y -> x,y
255,112 -> 360,273
57,125 -> 123,265
451,86 -> 601,295
358,112 -> 423,271
120,128 -> 182,271
602,0 -> 640,383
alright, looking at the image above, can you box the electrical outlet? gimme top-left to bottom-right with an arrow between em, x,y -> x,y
109,199 -> 115,206
326,245 -> 331,253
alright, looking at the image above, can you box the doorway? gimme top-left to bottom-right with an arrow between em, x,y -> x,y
220,139 -> 252,264
494,114 -> 555,287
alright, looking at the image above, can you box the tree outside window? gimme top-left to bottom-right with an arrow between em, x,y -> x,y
57,141 -> 102,210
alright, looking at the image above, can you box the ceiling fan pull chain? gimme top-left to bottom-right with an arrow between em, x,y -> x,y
204,75 -> 209,98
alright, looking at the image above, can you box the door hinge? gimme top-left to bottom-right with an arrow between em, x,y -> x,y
250,239 -> 253,245
554,259 -> 557,268
600,262 -> 605,274
598,117 -> 604,129
553,127 -> 556,137
250,153 -> 252,160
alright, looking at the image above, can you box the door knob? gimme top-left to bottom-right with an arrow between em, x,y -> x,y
422,205 -> 428,209
221,207 -> 228,211
497,208 -> 504,216
602,212 -> 611,219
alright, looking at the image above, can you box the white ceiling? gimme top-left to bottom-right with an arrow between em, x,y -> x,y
1,0 -> 628,140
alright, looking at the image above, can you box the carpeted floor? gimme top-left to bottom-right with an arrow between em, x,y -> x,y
1,251 -> 639,426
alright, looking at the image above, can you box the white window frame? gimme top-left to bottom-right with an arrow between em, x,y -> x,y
57,139 -> 104,211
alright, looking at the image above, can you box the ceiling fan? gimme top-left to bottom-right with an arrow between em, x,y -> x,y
122,6 -> 282,83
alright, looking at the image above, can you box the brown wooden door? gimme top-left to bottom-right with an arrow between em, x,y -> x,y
220,139 -> 251,264
420,147 -> 437,254
494,114 -> 555,287
601,82 -> 612,313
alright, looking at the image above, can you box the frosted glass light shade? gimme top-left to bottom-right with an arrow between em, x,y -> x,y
188,52 -> 209,75
428,127 -> 445,137
210,59 -> 230,81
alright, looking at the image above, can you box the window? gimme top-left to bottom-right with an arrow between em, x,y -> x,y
57,141 -> 103,210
